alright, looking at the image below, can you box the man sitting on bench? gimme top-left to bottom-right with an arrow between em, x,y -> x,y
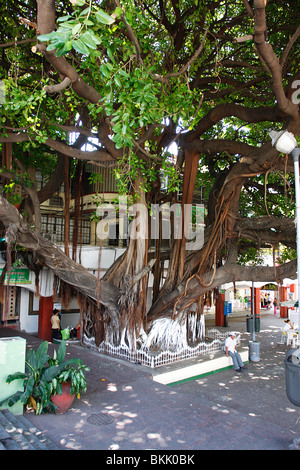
225,332 -> 247,373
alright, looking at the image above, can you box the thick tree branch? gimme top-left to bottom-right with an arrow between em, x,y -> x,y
0,133 -> 117,163
183,138 -> 258,161
0,195 -> 120,325
242,0 -> 254,17
0,167 -> 41,232
253,0 -> 299,118
148,258 -> 296,319
35,0 -> 103,104
165,29 -> 208,79
185,104 -> 285,142
235,216 -> 296,249
280,25 -> 300,66
43,77 -> 71,93
0,38 -> 36,49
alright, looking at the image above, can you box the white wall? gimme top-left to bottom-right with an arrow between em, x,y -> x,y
19,288 -> 39,334
58,245 -> 126,278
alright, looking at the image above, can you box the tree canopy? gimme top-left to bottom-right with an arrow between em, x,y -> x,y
0,0 -> 299,349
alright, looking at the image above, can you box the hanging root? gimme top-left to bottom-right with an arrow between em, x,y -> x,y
142,311 -> 205,351
118,288 -> 146,350
171,192 -> 236,318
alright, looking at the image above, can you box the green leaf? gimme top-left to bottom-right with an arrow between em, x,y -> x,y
107,47 -> 115,63
44,43 -> 55,51
54,47 -> 66,57
81,32 -> 97,49
4,391 -> 23,407
37,33 -> 55,42
57,340 -> 66,363
113,7 -> 123,19
64,40 -> 73,52
58,20 -> 78,30
26,348 -> 37,371
22,375 -> 35,402
57,15 -> 73,23
36,341 -> 49,369
41,365 -> 60,382
114,75 -> 121,87
46,42 -> 59,52
100,64 -> 111,78
60,358 -> 82,368
95,9 -> 115,25
85,30 -> 101,45
119,69 -> 129,78
72,38 -> 90,55
6,372 -> 27,384
56,382 -> 63,395
72,23 -> 82,35
79,7 -> 91,17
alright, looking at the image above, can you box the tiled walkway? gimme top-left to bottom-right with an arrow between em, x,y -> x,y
1,310 -> 299,451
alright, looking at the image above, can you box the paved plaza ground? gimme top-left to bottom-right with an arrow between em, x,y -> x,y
1,309 -> 300,453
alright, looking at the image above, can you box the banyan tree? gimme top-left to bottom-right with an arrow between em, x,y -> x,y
0,0 -> 299,351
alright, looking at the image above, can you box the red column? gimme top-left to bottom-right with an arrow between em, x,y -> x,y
279,286 -> 288,318
253,288 -> 261,315
215,293 -> 225,326
290,284 -> 295,293
38,296 -> 54,342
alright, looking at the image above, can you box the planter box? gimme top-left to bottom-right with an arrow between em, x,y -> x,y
0,337 -> 26,415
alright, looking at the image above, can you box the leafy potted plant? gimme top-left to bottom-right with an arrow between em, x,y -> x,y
1,340 -> 89,415
48,342 -> 89,413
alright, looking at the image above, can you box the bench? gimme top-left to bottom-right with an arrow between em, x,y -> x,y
152,348 -> 249,385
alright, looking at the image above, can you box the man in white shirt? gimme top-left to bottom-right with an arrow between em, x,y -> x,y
225,332 -> 246,373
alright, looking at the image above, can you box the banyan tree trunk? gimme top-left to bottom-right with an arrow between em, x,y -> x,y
150,151 -> 200,312
113,172 -> 150,345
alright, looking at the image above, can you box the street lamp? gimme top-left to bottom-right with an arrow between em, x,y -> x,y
269,129 -> 300,330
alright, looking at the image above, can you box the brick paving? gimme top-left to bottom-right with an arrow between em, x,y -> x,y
1,310 -> 300,451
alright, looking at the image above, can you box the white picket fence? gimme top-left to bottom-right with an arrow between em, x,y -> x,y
83,328 -> 240,368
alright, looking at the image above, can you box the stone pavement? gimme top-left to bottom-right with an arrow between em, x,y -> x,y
1,310 -> 300,452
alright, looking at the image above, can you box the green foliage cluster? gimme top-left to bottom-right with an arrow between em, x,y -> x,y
237,245 -> 264,266
0,0 -> 299,266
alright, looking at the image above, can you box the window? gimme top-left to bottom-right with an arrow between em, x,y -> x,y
70,219 -> 91,244
41,216 -> 91,244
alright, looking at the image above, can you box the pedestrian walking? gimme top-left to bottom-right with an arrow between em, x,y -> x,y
264,294 -> 268,308
50,308 -> 61,341
273,298 -> 278,316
